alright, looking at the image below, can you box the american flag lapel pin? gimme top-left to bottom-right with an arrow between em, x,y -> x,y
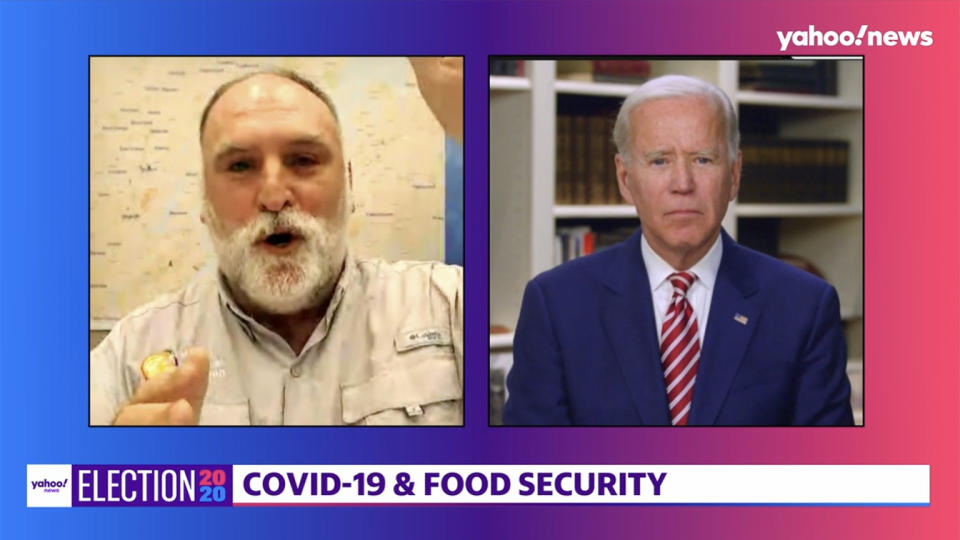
734,313 -> 749,325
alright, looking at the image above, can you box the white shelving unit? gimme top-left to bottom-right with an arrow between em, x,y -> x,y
490,76 -> 531,92
737,90 -> 862,110
736,203 -> 863,217
553,204 -> 637,219
489,333 -> 515,350
555,79 -> 636,97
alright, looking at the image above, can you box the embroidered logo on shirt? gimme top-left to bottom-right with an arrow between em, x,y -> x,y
210,353 -> 227,379
396,327 -> 451,352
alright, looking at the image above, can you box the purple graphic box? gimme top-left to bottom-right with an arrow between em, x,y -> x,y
72,465 -> 233,507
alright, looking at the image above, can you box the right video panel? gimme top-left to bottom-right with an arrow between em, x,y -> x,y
489,57 -> 864,427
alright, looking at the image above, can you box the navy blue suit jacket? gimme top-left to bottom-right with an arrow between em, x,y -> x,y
503,229 -> 854,426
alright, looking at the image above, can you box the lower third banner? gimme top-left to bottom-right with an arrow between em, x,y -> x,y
26,464 -> 930,507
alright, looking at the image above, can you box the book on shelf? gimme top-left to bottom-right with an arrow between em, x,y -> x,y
571,115 -> 588,203
556,114 -> 573,204
555,111 -> 620,205
554,226 -> 595,265
586,116 -> 606,204
592,60 -> 651,83
739,59 -> 838,95
490,60 -> 525,77
554,224 -> 636,265
556,59 -> 651,83
556,60 -> 594,82
738,137 -> 849,203
736,217 -> 780,256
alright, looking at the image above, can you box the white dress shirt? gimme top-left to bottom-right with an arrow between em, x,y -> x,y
641,233 -> 723,346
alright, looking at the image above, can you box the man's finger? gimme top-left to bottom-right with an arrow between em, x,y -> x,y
179,348 -> 210,414
112,399 -> 196,426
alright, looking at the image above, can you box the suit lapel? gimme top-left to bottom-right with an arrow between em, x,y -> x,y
600,231 -> 671,425
689,232 -> 761,425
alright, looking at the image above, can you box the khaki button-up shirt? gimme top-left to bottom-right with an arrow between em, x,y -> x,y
90,254 -> 464,425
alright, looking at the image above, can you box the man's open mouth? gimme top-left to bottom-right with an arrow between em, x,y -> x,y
265,232 -> 294,246
260,229 -> 301,248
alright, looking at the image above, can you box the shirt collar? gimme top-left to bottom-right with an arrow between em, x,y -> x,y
640,232 -> 723,292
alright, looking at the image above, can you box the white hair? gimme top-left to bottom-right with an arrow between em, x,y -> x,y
203,193 -> 349,315
613,74 -> 739,164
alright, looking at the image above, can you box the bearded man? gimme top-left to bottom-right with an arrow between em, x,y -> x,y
90,70 -> 463,426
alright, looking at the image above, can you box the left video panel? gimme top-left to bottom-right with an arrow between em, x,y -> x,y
90,56 -> 464,426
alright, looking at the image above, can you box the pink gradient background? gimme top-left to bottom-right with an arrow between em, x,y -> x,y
483,1 -> 959,537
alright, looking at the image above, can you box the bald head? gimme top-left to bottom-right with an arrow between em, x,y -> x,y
199,70 -> 340,143
200,72 -> 345,178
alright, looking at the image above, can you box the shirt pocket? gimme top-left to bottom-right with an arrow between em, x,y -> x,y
198,402 -> 251,426
340,355 -> 463,426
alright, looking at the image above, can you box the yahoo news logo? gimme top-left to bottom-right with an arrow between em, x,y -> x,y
777,24 -> 933,51
31,478 -> 69,494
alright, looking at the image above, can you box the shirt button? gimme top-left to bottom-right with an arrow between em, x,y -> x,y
290,365 -> 303,378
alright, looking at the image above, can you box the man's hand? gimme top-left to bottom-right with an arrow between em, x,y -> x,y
408,57 -> 464,143
113,348 -> 210,425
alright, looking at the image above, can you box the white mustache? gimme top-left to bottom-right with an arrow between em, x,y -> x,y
230,209 -> 321,248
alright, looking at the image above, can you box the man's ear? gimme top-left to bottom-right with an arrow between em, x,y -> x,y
614,154 -> 635,205
729,149 -> 742,201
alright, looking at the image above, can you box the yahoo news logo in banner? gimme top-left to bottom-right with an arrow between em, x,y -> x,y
28,465 -> 930,507
27,464 -> 232,507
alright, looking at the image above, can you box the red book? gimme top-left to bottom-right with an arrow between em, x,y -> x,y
584,232 -> 595,255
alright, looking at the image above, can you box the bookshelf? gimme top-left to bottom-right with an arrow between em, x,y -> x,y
736,90 -> 862,110
489,59 -> 864,423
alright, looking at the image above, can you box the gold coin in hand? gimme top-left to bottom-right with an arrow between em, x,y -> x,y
140,349 -> 179,380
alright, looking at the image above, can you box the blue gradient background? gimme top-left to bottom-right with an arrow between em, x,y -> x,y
2,0 -> 958,538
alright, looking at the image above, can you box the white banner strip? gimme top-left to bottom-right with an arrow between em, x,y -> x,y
232,465 -> 929,505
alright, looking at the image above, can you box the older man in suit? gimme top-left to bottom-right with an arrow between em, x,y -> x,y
503,75 -> 853,426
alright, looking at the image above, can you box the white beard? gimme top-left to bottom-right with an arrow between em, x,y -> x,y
204,201 -> 347,315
